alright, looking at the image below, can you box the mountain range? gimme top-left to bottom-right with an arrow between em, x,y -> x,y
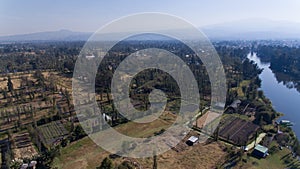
1,19 -> 300,42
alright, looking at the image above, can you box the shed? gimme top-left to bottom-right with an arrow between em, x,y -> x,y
29,160 -> 37,169
186,136 -> 199,146
103,113 -> 112,122
229,100 -> 241,109
252,144 -> 269,158
20,164 -> 28,169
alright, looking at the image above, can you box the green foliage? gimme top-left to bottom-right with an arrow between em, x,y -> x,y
38,146 -> 61,168
257,45 -> 300,92
10,160 -> 22,169
269,145 -> 279,155
242,59 -> 262,80
61,138 -> 69,147
117,161 -> 134,169
292,138 -> 300,156
97,157 -> 114,169
72,125 -> 87,141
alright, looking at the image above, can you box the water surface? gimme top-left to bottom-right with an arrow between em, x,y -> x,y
248,53 -> 300,139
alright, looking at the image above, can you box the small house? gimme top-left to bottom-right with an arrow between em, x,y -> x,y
186,136 -> 199,146
225,100 -> 241,114
252,144 -> 269,158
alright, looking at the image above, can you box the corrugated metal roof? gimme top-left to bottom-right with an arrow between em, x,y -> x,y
254,144 -> 268,153
188,136 -> 199,143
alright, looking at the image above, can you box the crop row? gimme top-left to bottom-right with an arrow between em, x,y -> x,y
38,121 -> 68,143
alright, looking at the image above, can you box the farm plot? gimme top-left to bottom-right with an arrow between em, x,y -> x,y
218,115 -> 260,146
12,132 -> 38,160
38,121 -> 68,146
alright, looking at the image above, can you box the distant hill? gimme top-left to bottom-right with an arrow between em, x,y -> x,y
1,19 -> 300,42
0,29 -> 91,42
202,18 -> 300,40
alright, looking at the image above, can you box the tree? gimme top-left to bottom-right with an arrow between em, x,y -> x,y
61,138 -> 68,147
97,157 -> 114,169
292,138 -> 300,156
153,155 -> 158,169
215,126 -> 220,142
72,125 -> 86,140
118,161 -> 134,169
258,90 -> 264,98
7,76 -> 14,92
10,160 -> 22,169
34,70 -> 45,87
2,88 -> 8,99
38,146 -> 61,168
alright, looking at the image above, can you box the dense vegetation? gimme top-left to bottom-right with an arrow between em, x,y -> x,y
256,45 -> 300,92
0,42 -> 82,73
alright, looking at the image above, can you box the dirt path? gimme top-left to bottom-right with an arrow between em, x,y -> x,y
246,133 -> 266,150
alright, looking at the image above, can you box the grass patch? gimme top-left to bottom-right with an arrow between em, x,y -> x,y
52,137 -> 105,169
114,112 -> 175,138
225,113 -> 251,121
237,80 -> 251,97
240,141 -> 300,169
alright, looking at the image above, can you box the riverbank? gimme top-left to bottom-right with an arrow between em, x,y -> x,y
248,53 -> 300,140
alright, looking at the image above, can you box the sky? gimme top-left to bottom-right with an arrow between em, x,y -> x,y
0,0 -> 300,36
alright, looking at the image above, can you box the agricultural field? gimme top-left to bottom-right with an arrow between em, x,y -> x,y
37,121 -> 68,146
12,132 -> 38,160
0,71 -> 73,132
0,136 -> 9,168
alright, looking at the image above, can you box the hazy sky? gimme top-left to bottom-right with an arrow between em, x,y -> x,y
1,0 -> 300,36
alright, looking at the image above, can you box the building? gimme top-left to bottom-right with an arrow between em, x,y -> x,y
229,99 -> 241,111
85,55 -> 95,59
20,161 -> 37,169
218,117 -> 260,146
224,100 -> 241,114
186,136 -> 199,146
29,161 -> 37,169
230,100 -> 241,109
252,144 -> 269,158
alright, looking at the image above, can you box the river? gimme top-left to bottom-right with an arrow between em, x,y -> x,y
247,53 -> 300,139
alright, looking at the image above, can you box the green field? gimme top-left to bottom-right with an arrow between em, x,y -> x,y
238,141 -> 300,169
52,137 -> 107,169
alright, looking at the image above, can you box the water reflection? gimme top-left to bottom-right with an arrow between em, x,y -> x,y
248,53 -> 300,139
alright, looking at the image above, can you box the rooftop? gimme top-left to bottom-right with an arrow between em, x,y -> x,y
229,99 -> 241,109
254,144 -> 268,153
188,136 -> 199,143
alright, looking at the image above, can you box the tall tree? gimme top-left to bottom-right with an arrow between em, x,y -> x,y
153,155 -> 158,169
7,76 -> 14,92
